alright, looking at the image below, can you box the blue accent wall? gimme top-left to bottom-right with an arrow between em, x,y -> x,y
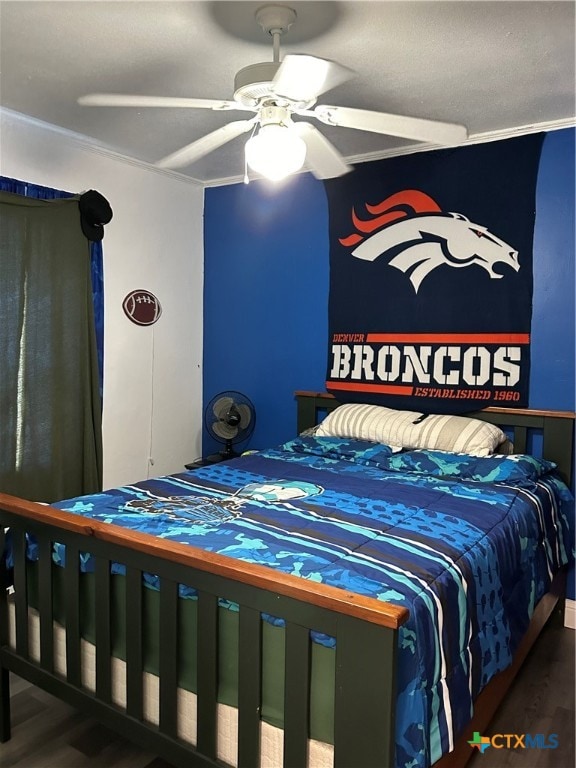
203,172 -> 330,452
531,129 -> 575,408
204,129 -> 575,596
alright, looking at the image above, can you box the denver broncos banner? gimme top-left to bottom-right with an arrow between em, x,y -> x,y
324,134 -> 545,414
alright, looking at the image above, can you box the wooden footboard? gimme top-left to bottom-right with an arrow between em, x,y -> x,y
0,493 -> 407,768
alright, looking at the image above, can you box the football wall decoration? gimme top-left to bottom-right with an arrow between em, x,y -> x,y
122,289 -> 162,326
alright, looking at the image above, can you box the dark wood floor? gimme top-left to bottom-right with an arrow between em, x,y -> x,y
468,608 -> 575,768
1,610 -> 573,768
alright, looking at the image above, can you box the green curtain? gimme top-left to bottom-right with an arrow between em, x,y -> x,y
0,191 -> 102,501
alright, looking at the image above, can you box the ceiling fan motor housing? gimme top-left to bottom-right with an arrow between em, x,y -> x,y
234,62 -> 281,106
234,61 -> 316,111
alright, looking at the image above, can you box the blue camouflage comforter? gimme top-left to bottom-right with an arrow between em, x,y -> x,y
16,437 -> 575,768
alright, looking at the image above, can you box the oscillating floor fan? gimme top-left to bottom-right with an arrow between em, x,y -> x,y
205,391 -> 256,462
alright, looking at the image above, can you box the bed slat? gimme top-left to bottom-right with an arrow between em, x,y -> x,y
12,529 -> 28,659
513,425 -> 528,453
0,664 -> 8,744
125,566 -> 143,720
0,528 -> 11,743
38,535 -> 54,672
159,577 -> 178,738
283,621 -> 311,768
64,543 -> 81,687
196,590 -> 218,759
543,417 -> 574,483
95,555 -> 112,704
237,605 -> 262,768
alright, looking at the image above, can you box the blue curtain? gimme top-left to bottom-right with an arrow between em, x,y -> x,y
0,176 -> 104,397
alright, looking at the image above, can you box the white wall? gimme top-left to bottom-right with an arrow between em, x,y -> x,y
0,109 -> 204,489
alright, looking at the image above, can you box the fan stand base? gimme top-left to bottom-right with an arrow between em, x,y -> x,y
206,447 -> 240,464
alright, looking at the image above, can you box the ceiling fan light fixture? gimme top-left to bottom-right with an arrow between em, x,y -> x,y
245,123 -> 306,181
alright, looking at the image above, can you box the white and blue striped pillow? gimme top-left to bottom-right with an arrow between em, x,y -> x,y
315,403 -> 507,456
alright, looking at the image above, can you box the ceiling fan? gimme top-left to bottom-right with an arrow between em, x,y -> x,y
78,4 -> 468,182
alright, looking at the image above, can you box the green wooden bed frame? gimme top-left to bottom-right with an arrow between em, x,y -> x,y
0,392 -> 574,768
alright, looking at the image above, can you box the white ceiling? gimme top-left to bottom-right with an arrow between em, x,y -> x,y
1,0 -> 574,186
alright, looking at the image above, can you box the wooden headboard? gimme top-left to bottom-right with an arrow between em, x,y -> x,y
295,390 -> 575,486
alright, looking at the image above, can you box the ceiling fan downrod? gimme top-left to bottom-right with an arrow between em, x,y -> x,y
255,5 -> 296,63
233,5 -> 299,107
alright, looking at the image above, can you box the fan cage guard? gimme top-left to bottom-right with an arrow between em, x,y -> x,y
205,391 -> 256,462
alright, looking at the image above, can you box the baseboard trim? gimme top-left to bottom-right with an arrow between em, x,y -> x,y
565,598 -> 576,629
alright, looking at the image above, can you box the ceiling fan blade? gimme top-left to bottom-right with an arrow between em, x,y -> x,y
313,105 -> 468,145
156,119 -> 256,169
293,122 -> 352,179
272,54 -> 354,103
78,93 -> 250,112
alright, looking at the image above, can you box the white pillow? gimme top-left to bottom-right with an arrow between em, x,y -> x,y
315,403 -> 507,456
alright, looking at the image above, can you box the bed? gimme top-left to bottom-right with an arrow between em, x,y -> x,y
0,391 -> 574,768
